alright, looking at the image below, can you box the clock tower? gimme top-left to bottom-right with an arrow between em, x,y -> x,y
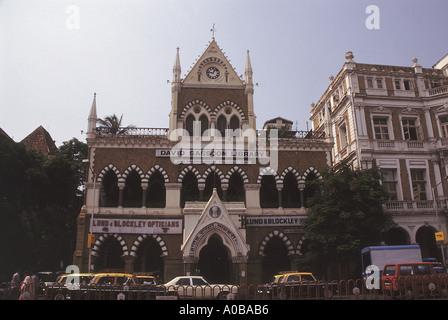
169,38 -> 256,137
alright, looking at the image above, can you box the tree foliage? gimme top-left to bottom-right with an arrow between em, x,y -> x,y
97,114 -> 135,134
0,135 -> 87,280
299,162 -> 396,279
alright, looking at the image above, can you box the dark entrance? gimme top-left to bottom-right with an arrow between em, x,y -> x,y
261,237 -> 291,283
134,237 -> 164,277
95,237 -> 125,272
198,234 -> 231,284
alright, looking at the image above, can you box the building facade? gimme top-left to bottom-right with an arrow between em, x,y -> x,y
310,52 -> 448,262
73,38 -> 333,284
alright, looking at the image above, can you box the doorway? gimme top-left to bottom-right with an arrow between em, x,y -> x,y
198,234 -> 231,284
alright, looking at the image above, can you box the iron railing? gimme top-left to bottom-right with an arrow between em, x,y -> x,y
3,276 -> 448,300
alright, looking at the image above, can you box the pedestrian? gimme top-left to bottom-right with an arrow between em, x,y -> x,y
19,271 -> 35,300
10,271 -> 21,300
31,272 -> 39,299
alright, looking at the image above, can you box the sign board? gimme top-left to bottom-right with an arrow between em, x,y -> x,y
435,231 -> 447,245
92,218 -> 182,234
245,216 -> 304,227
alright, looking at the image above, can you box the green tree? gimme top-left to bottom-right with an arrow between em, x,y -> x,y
0,135 -> 87,278
97,114 -> 135,134
300,162 -> 396,280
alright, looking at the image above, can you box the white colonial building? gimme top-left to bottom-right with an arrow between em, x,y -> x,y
310,52 -> 448,262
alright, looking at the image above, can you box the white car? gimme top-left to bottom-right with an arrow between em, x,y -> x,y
164,276 -> 237,300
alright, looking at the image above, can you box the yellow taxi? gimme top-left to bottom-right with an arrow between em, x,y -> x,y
45,273 -> 94,300
89,273 -> 140,286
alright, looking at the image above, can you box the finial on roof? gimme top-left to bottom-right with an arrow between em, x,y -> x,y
210,23 -> 216,39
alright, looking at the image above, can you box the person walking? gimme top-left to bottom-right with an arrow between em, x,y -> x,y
10,271 -> 21,300
19,271 -> 35,300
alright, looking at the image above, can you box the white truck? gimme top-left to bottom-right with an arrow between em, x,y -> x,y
361,245 -> 422,278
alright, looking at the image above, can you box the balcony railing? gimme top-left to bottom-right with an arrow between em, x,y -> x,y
384,200 -> 448,214
95,127 -> 169,136
428,85 -> 448,96
94,127 -> 326,139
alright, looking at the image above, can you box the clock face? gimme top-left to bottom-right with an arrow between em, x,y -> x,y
206,66 -> 220,79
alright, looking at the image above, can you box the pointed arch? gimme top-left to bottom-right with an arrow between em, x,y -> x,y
202,166 -> 225,184
179,166 -> 201,207
177,165 -> 201,183
302,167 -> 322,181
212,101 -> 247,120
147,165 -> 170,183
180,100 -> 212,120
296,236 -> 307,256
98,164 -> 120,207
130,234 -> 169,257
225,166 -> 249,184
122,164 -> 145,181
91,233 -> 129,257
256,167 -> 281,185
202,166 -> 224,200
258,230 -> 295,256
97,164 -> 121,183
280,167 -> 301,184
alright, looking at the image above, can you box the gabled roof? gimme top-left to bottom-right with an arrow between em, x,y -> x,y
182,38 -> 244,88
0,127 -> 14,142
20,125 -> 58,156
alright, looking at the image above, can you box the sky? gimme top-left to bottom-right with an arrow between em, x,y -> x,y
1,0 -> 447,147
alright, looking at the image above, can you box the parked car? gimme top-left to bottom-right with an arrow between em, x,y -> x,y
270,272 -> 336,300
88,273 -> 166,300
164,276 -> 238,300
135,275 -> 157,285
382,262 -> 448,297
45,273 -> 94,300
36,271 -> 58,295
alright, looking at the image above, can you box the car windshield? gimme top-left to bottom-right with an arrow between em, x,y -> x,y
97,277 -> 115,285
192,278 -> 208,286
301,274 -> 315,281
139,277 -> 154,284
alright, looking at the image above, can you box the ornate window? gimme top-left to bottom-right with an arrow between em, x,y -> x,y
373,117 -> 390,140
146,171 -> 166,208
410,169 -> 427,201
100,170 -> 119,207
123,170 -> 142,208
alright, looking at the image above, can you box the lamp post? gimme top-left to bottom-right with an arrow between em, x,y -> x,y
432,176 -> 447,267
82,159 -> 96,273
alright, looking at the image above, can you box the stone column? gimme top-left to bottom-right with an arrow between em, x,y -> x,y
245,184 -> 261,214
141,183 -> 148,208
118,182 -> 125,208
298,182 -> 305,209
124,255 -> 135,274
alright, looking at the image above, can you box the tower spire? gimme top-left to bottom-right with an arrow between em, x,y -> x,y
87,92 -> 97,139
173,47 -> 181,83
245,50 -> 253,85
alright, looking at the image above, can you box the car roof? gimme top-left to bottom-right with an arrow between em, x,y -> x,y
384,262 -> 440,266
93,273 -> 135,277
279,272 -> 314,276
61,273 -> 94,277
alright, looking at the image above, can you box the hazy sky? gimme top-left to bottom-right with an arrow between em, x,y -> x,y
1,0 -> 447,146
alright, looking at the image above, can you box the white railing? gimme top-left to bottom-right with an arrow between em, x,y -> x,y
429,85 -> 448,96
385,200 -> 448,214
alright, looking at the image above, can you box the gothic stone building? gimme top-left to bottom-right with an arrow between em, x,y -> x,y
73,38 -> 332,285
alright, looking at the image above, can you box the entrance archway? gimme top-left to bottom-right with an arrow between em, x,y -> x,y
261,237 -> 291,283
198,234 -> 231,284
95,237 -> 125,272
416,226 -> 440,261
134,237 -> 164,276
